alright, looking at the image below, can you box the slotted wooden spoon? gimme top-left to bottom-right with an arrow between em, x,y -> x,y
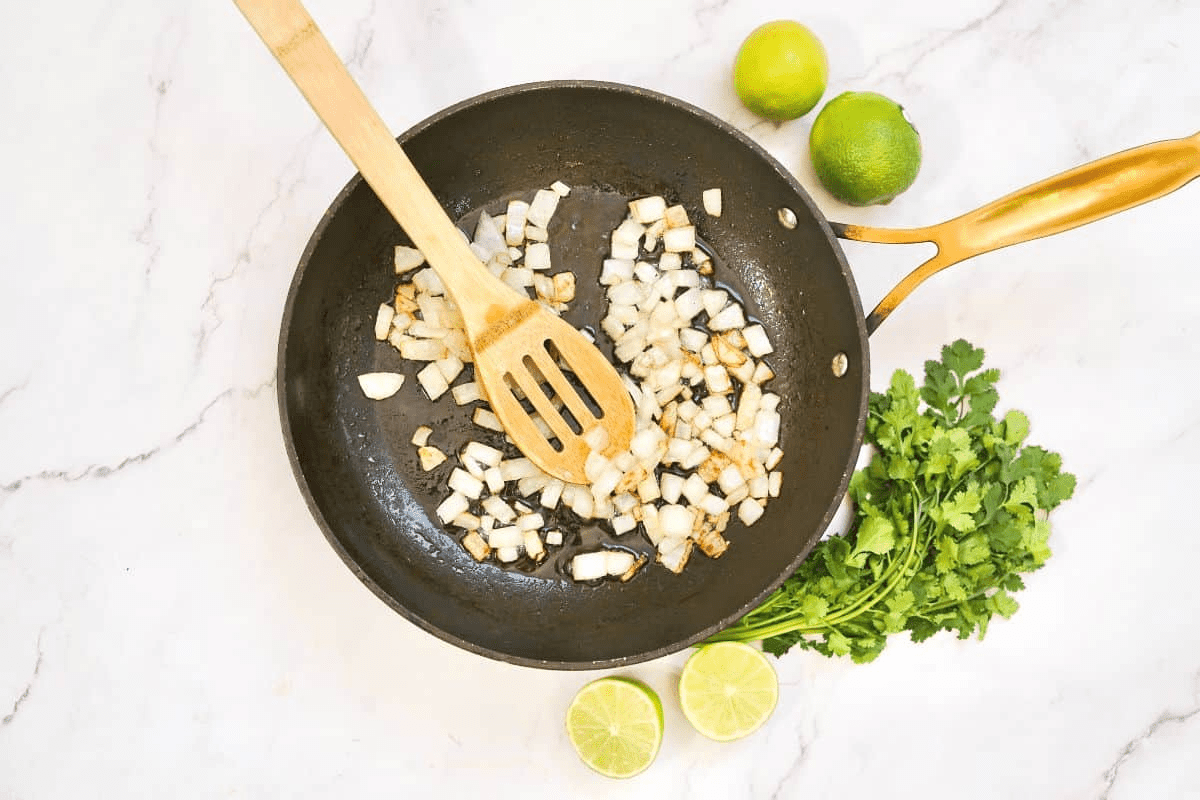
235,0 -> 635,484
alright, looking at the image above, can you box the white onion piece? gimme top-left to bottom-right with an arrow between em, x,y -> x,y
637,475 -> 661,502
658,504 -> 694,539
605,550 -> 636,575
571,551 -> 609,581
411,268 -> 444,295
629,195 -> 667,224
526,242 -> 553,270
717,464 -> 746,495
527,189 -> 561,229
657,538 -> 692,573
610,239 -> 639,260
472,408 -> 504,432
749,475 -> 770,499
633,261 -> 659,283
708,303 -> 746,331
436,492 -> 470,524
679,442 -> 709,470
416,363 -> 450,399
712,413 -> 736,438
738,498 -> 765,526
743,324 -> 774,357
550,180 -> 571,197
499,458 -> 540,481
701,394 -> 733,417
488,526 -> 523,549
524,530 -> 546,561
613,493 -> 638,514
539,480 -> 564,509
483,468 -> 505,494
451,381 -> 481,406
702,188 -> 722,217
505,200 -> 528,246
699,493 -> 729,516
545,529 -> 564,546
394,245 -> 425,273
662,225 -> 695,253
517,513 -> 545,531
482,496 -> 516,523
417,446 -> 446,471
611,514 -> 637,536
682,473 -> 709,505
435,356 -> 464,384
600,258 -> 635,285
613,218 -> 646,246
703,365 -> 732,395
664,204 -> 690,228
357,372 -> 404,400
754,409 -> 782,447
462,531 -> 489,561
374,304 -> 395,340
472,211 -> 508,258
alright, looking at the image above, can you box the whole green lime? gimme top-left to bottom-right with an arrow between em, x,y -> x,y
809,91 -> 922,206
733,21 -> 828,121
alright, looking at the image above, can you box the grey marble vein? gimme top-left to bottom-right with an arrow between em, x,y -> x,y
346,0 -> 379,71
852,0 -> 1011,86
0,378 -> 274,494
195,126 -> 321,359
138,13 -> 185,280
1098,698 -> 1200,799
2,630 -> 44,727
768,737 -> 812,800
0,379 -> 28,409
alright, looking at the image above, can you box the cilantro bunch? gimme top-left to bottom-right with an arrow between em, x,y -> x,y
708,340 -> 1076,663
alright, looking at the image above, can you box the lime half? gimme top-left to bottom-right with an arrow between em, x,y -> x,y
679,642 -> 778,741
566,677 -> 664,778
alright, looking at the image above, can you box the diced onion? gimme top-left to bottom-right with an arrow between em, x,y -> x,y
436,492 -> 470,524
702,188 -> 722,217
394,245 -> 425,273
527,189 -> 560,229
379,185 -> 785,579
628,195 -> 666,224
571,551 -> 609,581
448,468 -> 484,499
417,446 -> 446,471
357,372 -> 404,400
738,498 -> 765,526
505,200 -> 529,246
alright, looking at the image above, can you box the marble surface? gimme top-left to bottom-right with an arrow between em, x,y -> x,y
2,0 -> 1199,796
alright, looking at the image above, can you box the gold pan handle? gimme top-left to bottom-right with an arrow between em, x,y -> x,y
834,132 -> 1200,333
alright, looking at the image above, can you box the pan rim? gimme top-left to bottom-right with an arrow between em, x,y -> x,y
275,79 -> 869,669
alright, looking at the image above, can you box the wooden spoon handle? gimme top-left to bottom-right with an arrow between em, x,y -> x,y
234,0 -> 498,312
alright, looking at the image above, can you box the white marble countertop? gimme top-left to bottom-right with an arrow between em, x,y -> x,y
3,0 -> 1199,796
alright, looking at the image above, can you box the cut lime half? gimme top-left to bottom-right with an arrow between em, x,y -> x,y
566,677 -> 664,778
679,642 -> 779,741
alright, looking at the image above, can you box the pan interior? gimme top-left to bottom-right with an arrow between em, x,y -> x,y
279,82 -> 868,668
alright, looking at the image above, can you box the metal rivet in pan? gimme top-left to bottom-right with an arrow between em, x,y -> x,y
832,352 -> 848,377
777,207 -> 797,229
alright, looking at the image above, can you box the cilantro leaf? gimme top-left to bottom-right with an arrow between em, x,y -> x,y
710,340 -> 1075,661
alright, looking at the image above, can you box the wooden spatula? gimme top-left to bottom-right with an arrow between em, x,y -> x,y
235,0 -> 635,484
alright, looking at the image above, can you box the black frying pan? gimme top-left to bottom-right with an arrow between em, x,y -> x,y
277,81 -> 1198,669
